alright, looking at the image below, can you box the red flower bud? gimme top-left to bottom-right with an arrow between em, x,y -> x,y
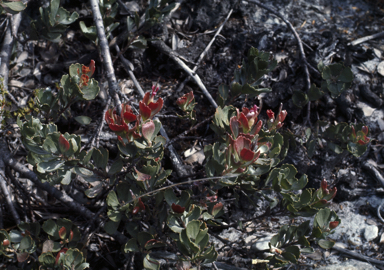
266,109 -> 275,119
329,221 -> 339,229
2,239 -> 9,247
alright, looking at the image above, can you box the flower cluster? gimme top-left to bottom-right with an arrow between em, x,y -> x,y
105,86 -> 163,144
77,60 -> 95,88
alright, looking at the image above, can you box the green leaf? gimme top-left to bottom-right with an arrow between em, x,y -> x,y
104,220 -> 119,235
124,239 -> 139,252
308,84 -> 324,101
292,91 -> 309,108
143,254 -> 160,270
79,21 -> 97,41
186,220 -> 200,241
79,79 -> 100,100
307,139 -> 316,158
74,116 -> 91,125
37,159 -> 65,173
38,252 -> 56,267
108,158 -> 123,176
137,232 -> 153,248
2,1 -> 26,13
318,239 -> 335,249
106,191 -> 120,209
19,235 -> 33,250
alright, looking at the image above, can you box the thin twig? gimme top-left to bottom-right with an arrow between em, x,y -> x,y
90,0 -> 122,114
151,40 -> 218,108
90,97 -> 111,149
165,115 -> 213,147
176,9 -> 233,92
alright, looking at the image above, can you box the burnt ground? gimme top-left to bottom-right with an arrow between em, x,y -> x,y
2,0 -> 384,269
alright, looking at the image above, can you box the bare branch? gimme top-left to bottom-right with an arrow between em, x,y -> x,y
89,0 -> 122,114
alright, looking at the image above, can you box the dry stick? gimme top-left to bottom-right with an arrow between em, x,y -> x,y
247,0 -> 313,123
0,170 -> 21,225
332,246 -> 384,266
113,40 -> 189,177
348,31 -> 384,46
0,13 -> 22,116
1,148 -> 128,244
89,0 -> 122,115
176,9 -> 233,93
151,40 -> 218,108
90,97 -> 111,149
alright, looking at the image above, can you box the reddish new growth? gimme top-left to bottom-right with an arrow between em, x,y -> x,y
329,221 -> 339,229
139,86 -> 164,121
351,125 -> 370,145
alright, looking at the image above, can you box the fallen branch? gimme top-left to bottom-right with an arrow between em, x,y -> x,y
151,40 -> 218,108
176,8 -> 233,93
332,246 -> 384,266
89,0 -> 122,114
0,14 -> 23,120
0,169 -> 21,225
348,31 -> 384,46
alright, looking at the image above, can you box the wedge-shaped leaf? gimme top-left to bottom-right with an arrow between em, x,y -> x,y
38,252 -> 55,267
106,191 -> 120,209
308,84 -> 324,101
79,78 -> 99,100
318,239 -> 335,249
79,21 -> 97,41
292,91 -> 308,107
56,7 -> 79,25
37,159 -> 64,173
104,220 -> 119,235
2,1 -> 26,14
74,116 -> 91,125
143,254 -> 160,270
85,183 -> 102,198
109,158 -> 123,176
137,232 -> 153,248
124,239 -> 139,252
186,220 -> 200,241
19,235 -> 33,250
